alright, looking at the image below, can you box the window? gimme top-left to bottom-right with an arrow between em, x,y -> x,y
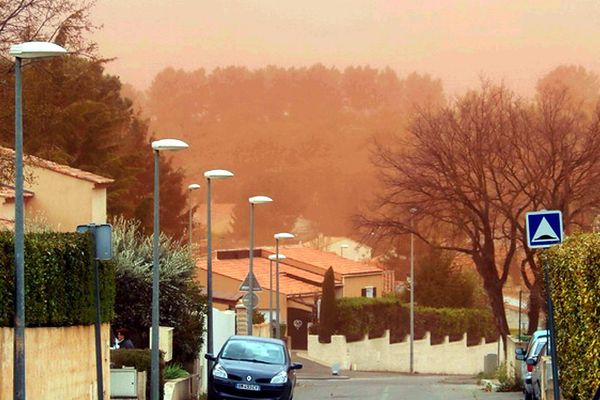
361,286 -> 377,298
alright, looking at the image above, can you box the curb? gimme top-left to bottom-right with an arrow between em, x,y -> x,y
297,375 -> 351,381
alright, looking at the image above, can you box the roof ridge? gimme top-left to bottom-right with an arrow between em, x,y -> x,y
0,146 -> 113,186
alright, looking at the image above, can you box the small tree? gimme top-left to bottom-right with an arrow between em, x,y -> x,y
111,217 -> 206,364
318,267 -> 336,343
414,248 -> 481,309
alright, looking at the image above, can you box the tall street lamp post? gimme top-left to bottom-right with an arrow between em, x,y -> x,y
203,170 -> 233,367
187,183 -> 201,250
9,41 -> 67,400
268,254 -> 286,338
247,196 -> 273,335
274,232 -> 294,338
151,139 -> 189,400
409,207 -> 418,374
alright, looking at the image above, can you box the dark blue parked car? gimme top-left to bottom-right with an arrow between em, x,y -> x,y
205,336 -> 303,400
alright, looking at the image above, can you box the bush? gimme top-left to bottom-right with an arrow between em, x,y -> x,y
111,349 -> 165,400
164,363 -> 190,380
111,218 -> 206,365
0,231 -> 115,327
335,297 -> 497,344
542,233 -> 600,400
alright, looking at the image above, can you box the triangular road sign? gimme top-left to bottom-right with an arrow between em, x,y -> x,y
239,271 -> 262,292
533,217 -> 559,241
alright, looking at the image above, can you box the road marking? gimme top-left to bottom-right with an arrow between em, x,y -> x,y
381,385 -> 391,400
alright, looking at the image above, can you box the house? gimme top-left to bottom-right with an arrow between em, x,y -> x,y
0,146 -> 113,231
302,235 -> 373,262
196,246 -> 384,349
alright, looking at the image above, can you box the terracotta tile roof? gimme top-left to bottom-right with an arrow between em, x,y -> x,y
0,147 -> 113,186
262,246 -> 382,276
198,257 -> 322,296
0,185 -> 34,199
0,218 -> 14,229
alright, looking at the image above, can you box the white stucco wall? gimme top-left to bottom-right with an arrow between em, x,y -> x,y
200,308 -> 236,392
307,330 -> 506,375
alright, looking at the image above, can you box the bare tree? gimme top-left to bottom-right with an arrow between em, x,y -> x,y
499,86 -> 600,333
0,0 -> 98,59
359,84 -> 526,338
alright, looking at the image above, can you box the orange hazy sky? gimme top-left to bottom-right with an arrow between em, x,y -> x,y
91,0 -> 600,95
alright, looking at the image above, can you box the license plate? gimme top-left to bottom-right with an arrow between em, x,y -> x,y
236,383 -> 261,391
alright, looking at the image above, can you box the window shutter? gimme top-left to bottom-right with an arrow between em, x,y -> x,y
361,288 -> 367,297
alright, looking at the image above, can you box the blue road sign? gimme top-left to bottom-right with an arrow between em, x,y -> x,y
526,210 -> 563,248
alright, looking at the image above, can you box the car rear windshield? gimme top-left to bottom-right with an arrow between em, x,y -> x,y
221,340 -> 286,365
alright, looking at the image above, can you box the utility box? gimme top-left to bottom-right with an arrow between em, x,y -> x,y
110,368 -> 137,398
484,354 -> 498,375
149,326 -> 175,362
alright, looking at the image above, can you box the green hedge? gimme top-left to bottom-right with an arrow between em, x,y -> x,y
111,349 -> 165,400
543,233 -> 600,400
0,231 -> 115,327
335,297 -> 497,345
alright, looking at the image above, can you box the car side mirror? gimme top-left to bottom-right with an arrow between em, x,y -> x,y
515,348 -> 525,360
205,353 -> 216,361
290,362 -> 303,370
516,354 -> 525,361
526,357 -> 538,366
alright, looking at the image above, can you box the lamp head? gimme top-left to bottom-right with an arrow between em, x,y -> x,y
274,232 -> 295,240
204,169 -> 234,180
9,41 -> 67,59
188,183 -> 201,190
249,196 -> 273,205
151,138 -> 189,151
268,254 -> 286,261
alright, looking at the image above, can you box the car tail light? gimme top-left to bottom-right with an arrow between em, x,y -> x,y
527,363 -> 534,373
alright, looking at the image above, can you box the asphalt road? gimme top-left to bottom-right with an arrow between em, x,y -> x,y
294,375 -> 523,400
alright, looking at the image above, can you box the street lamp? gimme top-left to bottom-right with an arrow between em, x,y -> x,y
151,138 -> 188,400
268,254 -> 286,338
9,41 -> 67,400
187,183 -> 201,250
274,232 -> 295,338
409,207 -> 418,374
203,170 -> 233,365
340,243 -> 349,258
247,196 -> 273,335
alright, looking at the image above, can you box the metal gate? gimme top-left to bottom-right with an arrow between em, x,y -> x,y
287,308 -> 312,350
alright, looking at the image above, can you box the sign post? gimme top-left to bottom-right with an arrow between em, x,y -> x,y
525,210 -> 562,400
76,223 -> 112,400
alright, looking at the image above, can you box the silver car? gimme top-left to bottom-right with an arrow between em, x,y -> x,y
515,330 -> 548,400
529,341 -> 550,400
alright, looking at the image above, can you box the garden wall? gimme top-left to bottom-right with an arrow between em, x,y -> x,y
0,324 -> 111,400
307,330 -> 505,375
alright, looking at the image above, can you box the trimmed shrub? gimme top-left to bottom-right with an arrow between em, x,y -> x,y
111,349 -> 165,400
335,297 -> 497,344
542,233 -> 600,400
0,231 -> 115,327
